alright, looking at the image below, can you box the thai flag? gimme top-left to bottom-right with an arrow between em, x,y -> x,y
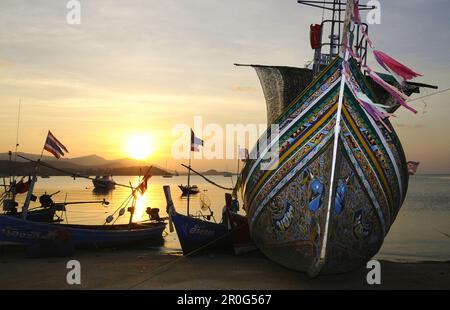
191,129 -> 203,152
44,131 -> 69,159
137,168 -> 152,195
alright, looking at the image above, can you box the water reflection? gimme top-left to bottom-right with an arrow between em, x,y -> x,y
7,175 -> 450,260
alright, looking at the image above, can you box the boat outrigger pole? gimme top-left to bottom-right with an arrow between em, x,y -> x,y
181,164 -> 233,191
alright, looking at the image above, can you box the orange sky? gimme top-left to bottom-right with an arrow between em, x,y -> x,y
0,1 -> 449,173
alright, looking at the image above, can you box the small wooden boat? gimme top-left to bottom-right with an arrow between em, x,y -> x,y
92,175 -> 115,190
2,191 -> 106,223
9,207 -> 58,223
224,193 -> 256,255
178,184 -> 199,195
2,179 -> 61,223
164,185 -> 232,254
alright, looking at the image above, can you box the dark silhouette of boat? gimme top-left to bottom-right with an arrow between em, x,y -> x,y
178,184 -> 199,196
164,186 -> 232,254
0,216 -> 166,249
92,175 -> 115,190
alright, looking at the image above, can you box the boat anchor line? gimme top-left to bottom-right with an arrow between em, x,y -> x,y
248,128 -> 335,233
243,77 -> 342,193
126,186 -> 244,290
126,227 -> 236,290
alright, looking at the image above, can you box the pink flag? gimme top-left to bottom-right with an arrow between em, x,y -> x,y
407,161 -> 420,175
373,50 -> 422,82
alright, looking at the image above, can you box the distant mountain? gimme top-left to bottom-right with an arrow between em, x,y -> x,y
95,158 -> 151,169
66,154 -> 109,166
0,152 -> 55,162
202,169 -> 236,176
0,152 -> 169,176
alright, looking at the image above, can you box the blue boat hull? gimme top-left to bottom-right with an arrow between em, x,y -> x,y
0,215 -> 166,248
171,212 -> 232,255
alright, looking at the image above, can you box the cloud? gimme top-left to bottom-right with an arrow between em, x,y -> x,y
232,86 -> 257,93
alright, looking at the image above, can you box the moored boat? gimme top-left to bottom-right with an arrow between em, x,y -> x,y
224,193 -> 256,255
238,0 -> 436,276
0,215 -> 166,248
92,175 -> 116,190
164,185 -> 233,254
0,151 -> 167,255
178,184 -> 199,196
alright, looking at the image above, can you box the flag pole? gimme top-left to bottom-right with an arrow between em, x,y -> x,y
236,145 -> 240,177
128,186 -> 136,230
187,149 -> 191,216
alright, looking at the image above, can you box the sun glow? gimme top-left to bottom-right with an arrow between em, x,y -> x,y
125,134 -> 155,160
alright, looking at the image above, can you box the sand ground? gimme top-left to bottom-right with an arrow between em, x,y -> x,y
0,246 -> 448,290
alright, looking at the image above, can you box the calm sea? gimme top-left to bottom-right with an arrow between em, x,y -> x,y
10,174 -> 450,262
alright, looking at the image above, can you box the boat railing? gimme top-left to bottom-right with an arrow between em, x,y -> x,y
317,19 -> 369,70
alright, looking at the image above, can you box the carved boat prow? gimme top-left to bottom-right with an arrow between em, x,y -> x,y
238,0 -> 434,276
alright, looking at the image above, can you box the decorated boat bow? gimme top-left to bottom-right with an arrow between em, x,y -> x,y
238,0 -> 435,276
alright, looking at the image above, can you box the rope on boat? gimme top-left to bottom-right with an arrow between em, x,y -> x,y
407,87 -> 450,103
125,221 -> 247,290
181,164 -> 233,191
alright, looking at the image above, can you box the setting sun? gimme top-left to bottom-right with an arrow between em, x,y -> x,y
125,134 -> 155,160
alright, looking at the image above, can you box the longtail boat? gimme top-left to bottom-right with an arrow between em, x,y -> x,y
0,216 -> 166,249
237,0 -> 436,276
164,185 -> 233,254
0,156 -> 167,255
164,185 -> 253,255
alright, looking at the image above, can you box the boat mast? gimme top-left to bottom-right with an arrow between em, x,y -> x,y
22,134 -> 48,219
187,150 -> 191,216
298,0 -> 372,75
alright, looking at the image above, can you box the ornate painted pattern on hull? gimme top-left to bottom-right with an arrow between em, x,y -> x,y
242,58 -> 409,274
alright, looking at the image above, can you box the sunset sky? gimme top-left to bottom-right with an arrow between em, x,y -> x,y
0,0 -> 449,173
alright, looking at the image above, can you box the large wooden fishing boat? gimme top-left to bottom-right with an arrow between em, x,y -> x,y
238,0 -> 435,276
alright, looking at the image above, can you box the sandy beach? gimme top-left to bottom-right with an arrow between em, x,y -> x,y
0,246 -> 448,290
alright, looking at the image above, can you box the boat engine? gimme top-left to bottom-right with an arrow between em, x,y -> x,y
146,207 -> 163,222
39,191 -> 60,208
3,199 -> 18,213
